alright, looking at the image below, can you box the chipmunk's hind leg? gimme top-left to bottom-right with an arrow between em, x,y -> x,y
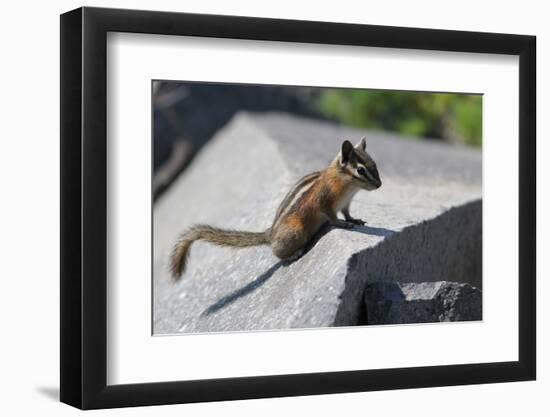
271,228 -> 308,261
281,248 -> 305,264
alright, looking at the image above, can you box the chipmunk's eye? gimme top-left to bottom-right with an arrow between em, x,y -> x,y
357,167 -> 366,177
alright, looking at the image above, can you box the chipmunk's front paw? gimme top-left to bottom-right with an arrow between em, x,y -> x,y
348,218 -> 365,226
333,219 -> 355,229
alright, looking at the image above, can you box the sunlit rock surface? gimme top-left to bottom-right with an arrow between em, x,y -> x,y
153,112 -> 482,334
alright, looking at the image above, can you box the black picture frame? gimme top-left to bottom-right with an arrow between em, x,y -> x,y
60,6 -> 536,410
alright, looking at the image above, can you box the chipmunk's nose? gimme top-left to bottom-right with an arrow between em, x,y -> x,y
372,170 -> 381,188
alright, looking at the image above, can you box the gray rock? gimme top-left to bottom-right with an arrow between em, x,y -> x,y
364,281 -> 482,325
153,112 -> 482,334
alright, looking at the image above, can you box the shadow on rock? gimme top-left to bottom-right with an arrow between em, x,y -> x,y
201,261 -> 284,316
201,223 -> 395,317
302,222 -> 396,256
364,281 -> 482,324
351,224 -> 395,238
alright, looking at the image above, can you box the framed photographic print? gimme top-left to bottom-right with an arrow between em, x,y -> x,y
60,6 -> 536,409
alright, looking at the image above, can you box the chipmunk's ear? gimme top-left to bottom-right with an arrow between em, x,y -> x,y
340,140 -> 354,165
355,136 -> 367,151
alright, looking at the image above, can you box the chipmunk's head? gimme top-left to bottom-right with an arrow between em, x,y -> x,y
337,137 -> 381,191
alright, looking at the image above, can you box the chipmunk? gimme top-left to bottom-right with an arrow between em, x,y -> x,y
170,137 -> 381,279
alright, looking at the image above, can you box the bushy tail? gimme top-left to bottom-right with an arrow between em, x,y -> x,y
170,224 -> 271,279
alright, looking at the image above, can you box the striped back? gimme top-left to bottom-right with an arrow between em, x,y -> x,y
272,171 -> 321,227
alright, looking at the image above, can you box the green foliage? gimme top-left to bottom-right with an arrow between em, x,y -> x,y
317,89 -> 482,147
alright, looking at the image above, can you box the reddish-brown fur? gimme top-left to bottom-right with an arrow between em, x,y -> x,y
271,163 -> 356,259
